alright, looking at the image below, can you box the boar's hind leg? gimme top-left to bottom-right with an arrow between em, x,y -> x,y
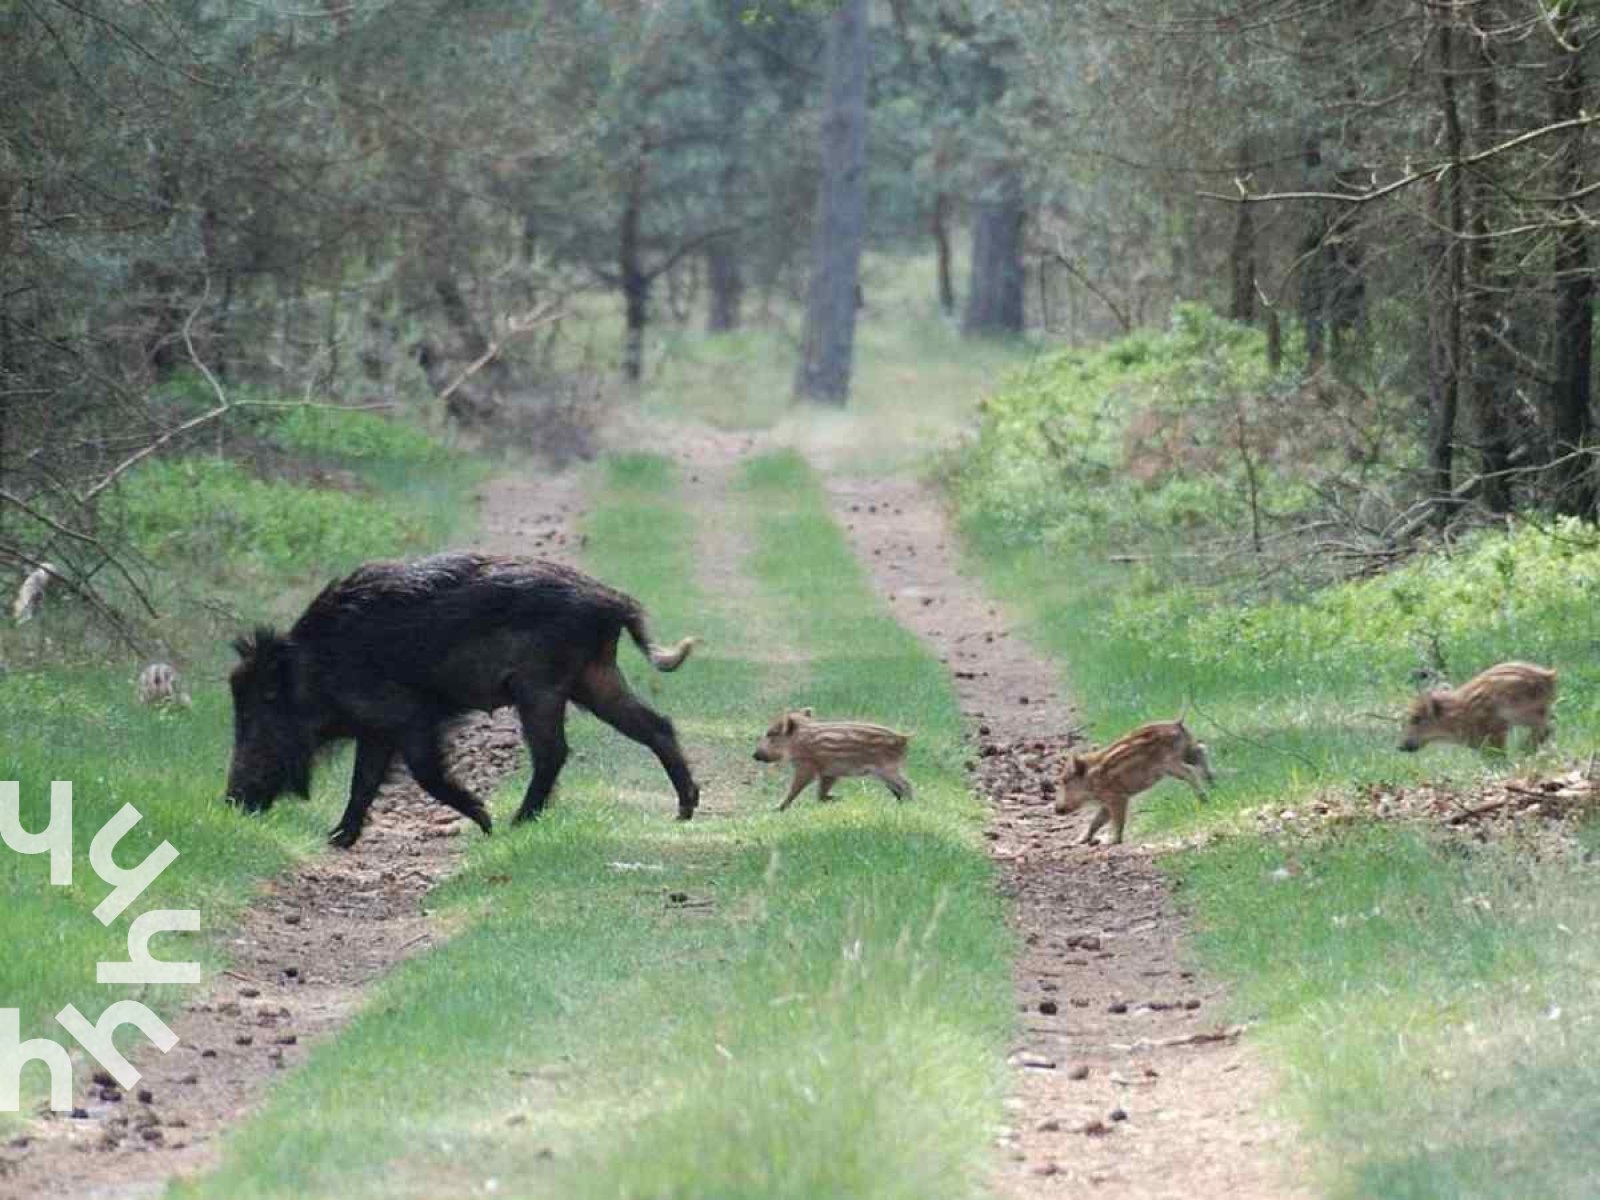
399,720 -> 493,836
577,666 -> 699,819
511,689 -> 569,824
329,738 -> 396,849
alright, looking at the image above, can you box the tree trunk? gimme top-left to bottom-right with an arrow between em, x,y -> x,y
618,149 -> 651,382
963,163 -> 1025,336
1467,6 -> 1513,513
706,56 -> 746,334
1297,131 -> 1341,372
705,239 -> 743,333
1547,12 -> 1596,517
932,190 -> 955,317
434,274 -> 489,361
793,0 -> 869,405
1427,14 -> 1465,519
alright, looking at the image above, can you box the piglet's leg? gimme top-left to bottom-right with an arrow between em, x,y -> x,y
1108,799 -> 1130,845
870,767 -> 913,802
1528,710 -> 1552,749
1080,806 -> 1109,845
778,764 -> 817,811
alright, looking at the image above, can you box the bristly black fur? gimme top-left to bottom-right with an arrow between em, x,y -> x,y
222,553 -> 702,846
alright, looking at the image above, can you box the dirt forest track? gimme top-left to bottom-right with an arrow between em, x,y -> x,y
827,473 -> 1308,1199
0,476 -> 582,1200
5,438 -> 1308,1200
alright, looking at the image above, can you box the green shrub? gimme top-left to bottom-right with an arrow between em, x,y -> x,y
114,457 -> 426,575
954,303 -> 1395,551
266,407 -> 448,465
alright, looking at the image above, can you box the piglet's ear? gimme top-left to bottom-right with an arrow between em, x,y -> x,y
1069,755 -> 1088,777
781,715 -> 796,736
800,706 -> 814,718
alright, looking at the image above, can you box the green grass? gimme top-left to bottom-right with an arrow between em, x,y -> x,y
0,669 -> 326,1126
1174,830 -> 1600,1200
960,341 -> 1600,1197
174,449 -> 1011,1199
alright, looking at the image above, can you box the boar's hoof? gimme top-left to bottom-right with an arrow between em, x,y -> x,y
468,807 -> 493,835
328,825 -> 362,850
677,803 -> 696,822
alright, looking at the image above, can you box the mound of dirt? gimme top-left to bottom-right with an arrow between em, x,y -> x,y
1249,767 -> 1600,852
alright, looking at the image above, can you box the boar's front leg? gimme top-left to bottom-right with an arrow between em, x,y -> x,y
512,689 -> 569,824
399,717 -> 494,836
329,737 -> 396,849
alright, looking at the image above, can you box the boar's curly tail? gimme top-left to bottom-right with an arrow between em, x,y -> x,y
624,613 -> 698,672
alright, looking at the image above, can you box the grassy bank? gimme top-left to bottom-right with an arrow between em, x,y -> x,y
957,320 -> 1600,1198
0,406 -> 479,1121
175,450 -> 1012,1200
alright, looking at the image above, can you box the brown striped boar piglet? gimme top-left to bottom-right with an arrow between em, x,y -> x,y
1400,661 -> 1557,753
138,662 -> 191,709
753,708 -> 913,810
1054,719 -> 1213,846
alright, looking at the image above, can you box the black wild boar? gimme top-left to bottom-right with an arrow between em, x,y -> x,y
225,552 -> 700,847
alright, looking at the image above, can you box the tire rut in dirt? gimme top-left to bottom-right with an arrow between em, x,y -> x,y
827,473 -> 1309,1200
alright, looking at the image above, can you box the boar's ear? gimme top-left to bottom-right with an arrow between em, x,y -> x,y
233,626 -> 284,663
234,628 -> 294,701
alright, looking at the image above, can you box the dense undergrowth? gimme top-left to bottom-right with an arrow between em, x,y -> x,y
953,304 -> 1415,573
955,308 -> 1600,1199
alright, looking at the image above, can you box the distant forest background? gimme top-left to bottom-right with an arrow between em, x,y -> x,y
7,1 -> 1600,599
